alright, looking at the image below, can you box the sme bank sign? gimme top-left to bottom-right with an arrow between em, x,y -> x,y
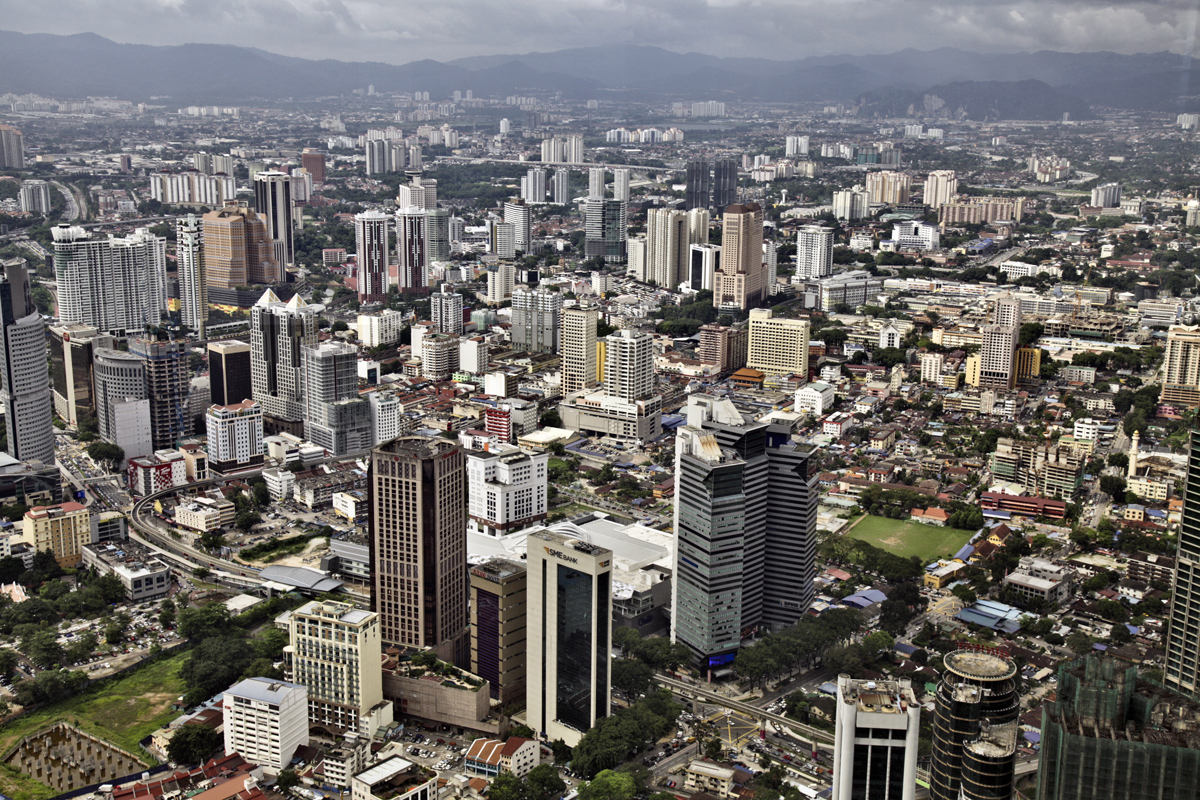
544,546 -> 579,564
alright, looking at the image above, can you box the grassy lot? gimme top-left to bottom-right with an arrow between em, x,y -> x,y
845,515 -> 972,561
551,502 -> 633,522
0,651 -> 189,799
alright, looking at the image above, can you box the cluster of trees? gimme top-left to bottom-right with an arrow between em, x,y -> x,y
655,290 -> 720,336
1071,347 -> 1162,374
818,534 -> 924,583
821,630 -> 898,677
609,628 -> 693,696
484,764 -> 570,800
177,601 -> 291,706
732,607 -> 865,688
1110,383 -> 1164,437
570,690 -> 681,778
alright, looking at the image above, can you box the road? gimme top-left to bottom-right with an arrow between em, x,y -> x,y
51,180 -> 83,221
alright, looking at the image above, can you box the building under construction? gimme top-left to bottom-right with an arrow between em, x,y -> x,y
1037,656 -> 1200,800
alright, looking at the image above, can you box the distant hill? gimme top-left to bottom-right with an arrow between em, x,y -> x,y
855,80 -> 1095,121
0,30 -> 1195,111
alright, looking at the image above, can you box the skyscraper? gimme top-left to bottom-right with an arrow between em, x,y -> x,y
503,199 -> 532,251
713,202 -> 766,311
712,159 -> 739,209
672,395 -> 818,665
254,171 -> 294,268
365,139 -> 389,176
49,323 -> 113,427
92,348 -> 152,461
0,260 -> 54,465
978,295 -> 1022,390
303,341 -> 370,456
929,648 -> 1020,800
526,528 -> 612,747
1091,182 -> 1122,208
552,170 -> 571,205
395,206 -> 428,292
205,401 -> 264,474
128,337 -> 192,449
685,160 -> 710,210
18,180 -> 51,215
354,210 -> 390,305
588,167 -> 606,198
288,600 -> 386,735
430,284 -> 464,334
604,329 -> 655,402
470,557 -> 528,706
208,340 -> 253,407
924,170 -> 958,209
176,214 -> 207,336
584,198 -> 627,263
201,201 -> 281,289
688,244 -> 721,291
612,168 -> 630,202
301,149 -> 327,183
561,308 -> 597,395
865,171 -> 912,205
52,224 -> 168,336
426,208 -> 450,263
250,290 -> 320,428
0,126 -> 24,169
486,261 -> 515,303
795,225 -> 834,280
833,676 -> 920,800
1166,429 -> 1200,695
511,285 -> 563,353
1160,325 -> 1200,407
369,436 -> 469,666
521,168 -> 547,204
489,221 -> 516,261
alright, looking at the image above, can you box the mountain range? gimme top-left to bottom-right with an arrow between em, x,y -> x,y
1,31 -> 1199,116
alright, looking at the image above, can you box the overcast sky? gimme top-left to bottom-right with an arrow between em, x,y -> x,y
6,0 -> 1200,63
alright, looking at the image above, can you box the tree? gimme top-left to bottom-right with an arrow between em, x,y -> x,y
540,409 -> 563,429
489,773 -> 531,800
1099,475 -> 1127,499
704,738 -> 724,759
331,320 -> 349,332
611,658 -> 654,697
22,629 -> 63,668
822,643 -> 866,676
178,602 -> 232,641
275,770 -> 301,791
167,725 -> 222,765
0,649 -> 19,680
862,631 -> 895,654
1107,452 -> 1129,470
85,442 -> 124,465
526,764 -> 567,800
1066,631 -> 1094,655
180,636 -> 255,705
159,598 -> 177,628
235,510 -> 260,531
579,770 -> 637,800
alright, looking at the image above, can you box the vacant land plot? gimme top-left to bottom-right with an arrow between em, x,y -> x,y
0,651 -> 188,799
845,515 -> 972,561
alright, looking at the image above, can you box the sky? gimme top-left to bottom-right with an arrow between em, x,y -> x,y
4,0 -> 1200,63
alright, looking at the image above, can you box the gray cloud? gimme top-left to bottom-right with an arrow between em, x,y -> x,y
5,0 -> 1199,63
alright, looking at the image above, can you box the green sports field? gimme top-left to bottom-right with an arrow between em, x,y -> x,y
845,515 -> 973,561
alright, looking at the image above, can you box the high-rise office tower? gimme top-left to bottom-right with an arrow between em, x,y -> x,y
49,323 -> 113,427
503,199 -> 532,251
612,168 -> 630,202
688,244 -> 721,291
431,284 -> 464,335
747,308 -> 810,377
303,341 -> 370,456
685,160 -> 710,210
833,675 -> 920,800
251,290 -> 320,426
395,206 -> 428,292
588,168 -> 606,198
551,170 -> 571,205
426,208 -> 450,263
1040,656 -> 1200,800
795,225 -> 834,280
561,308 -> 597,395
521,168 -> 547,204
978,295 -> 1022,390
584,198 -> 627,263
712,159 -> 739,208
713,202 -> 766,311
1160,325 -> 1200,407
288,600 -> 386,735
301,149 -> 327,183
18,180 -> 51,215
0,126 -> 25,169
369,436 -> 469,665
604,329 -> 655,402
254,171 -> 294,268
1166,429 -> 1200,695
511,285 -> 563,353
52,224 -> 168,336
201,201 -> 281,288
92,348 -> 153,461
128,337 -> 192,449
0,260 -> 54,466
354,210 -> 390,305
469,557 -> 528,706
929,649 -> 1020,800
672,395 -> 818,665
205,401 -> 264,474
924,170 -> 957,209
176,214 -> 207,337
526,528 -> 612,747
208,340 -> 253,407
865,171 -> 912,205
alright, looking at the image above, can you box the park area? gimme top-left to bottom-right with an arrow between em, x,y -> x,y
845,515 -> 973,562
0,651 -> 188,800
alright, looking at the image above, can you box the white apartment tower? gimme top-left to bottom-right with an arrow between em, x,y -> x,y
924,170 -> 958,209
604,329 -> 655,402
223,677 -> 309,772
466,444 -> 549,536
833,675 -> 920,800
552,170 -> 571,205
176,215 -> 207,337
431,284 -> 464,334
205,401 -> 264,474
0,260 -> 55,465
521,168 -> 547,204
486,262 -> 515,303
52,224 -> 168,336
786,136 -> 810,156
795,225 -> 834,280
588,168 -> 606,198
612,168 -> 631,202
561,308 -> 598,394
18,180 -> 51,215
920,352 -> 944,384
354,210 -> 390,305
503,200 -> 532,250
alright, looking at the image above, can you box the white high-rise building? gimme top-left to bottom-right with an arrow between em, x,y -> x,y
205,400 -> 264,474
52,224 -> 168,336
687,244 -> 721,291
431,284 -> 464,334
511,285 -> 563,353
489,221 -> 516,260
17,180 -> 51,215
459,336 -> 488,375
504,200 -> 532,250
832,675 -> 920,800
552,170 -> 571,205
541,138 -> 566,164
795,225 -> 834,280
588,167 -> 606,198
486,263 -> 515,304
1091,182 -> 1122,208
304,340 -> 370,456
251,290 -> 321,423
891,221 -> 940,251
612,168 -> 630,202
176,215 -> 207,336
920,352 -> 944,384
565,134 -> 584,164
466,444 -> 549,536
395,206 -> 428,291
223,677 -> 308,772
368,392 -> 402,445
561,308 -> 597,394
358,309 -> 405,348
604,329 -> 655,402
924,170 -> 958,209
646,208 -> 689,289
354,210 -> 390,305
627,238 -> 648,282
92,348 -> 152,461
0,260 -> 54,466
785,136 -> 810,156
526,528 -> 613,747
254,171 -> 294,267
832,187 -> 870,221
521,168 -> 547,204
